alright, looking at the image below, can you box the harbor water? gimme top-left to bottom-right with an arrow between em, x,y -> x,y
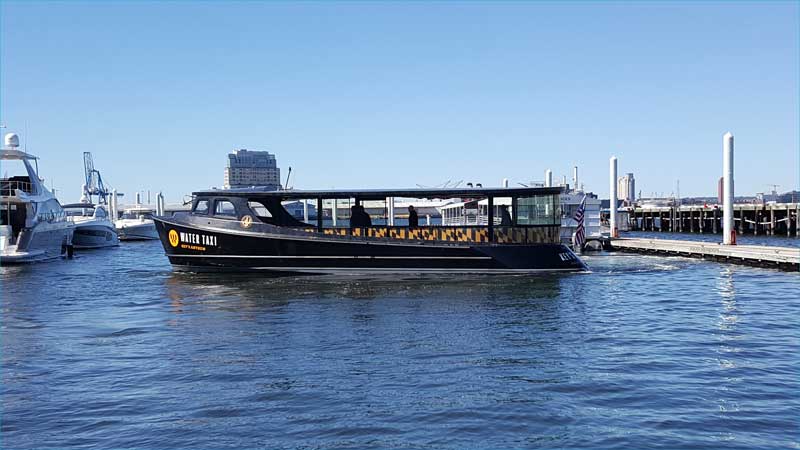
2,241 -> 798,449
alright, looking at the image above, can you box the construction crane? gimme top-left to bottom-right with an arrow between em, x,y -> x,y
83,152 -> 118,204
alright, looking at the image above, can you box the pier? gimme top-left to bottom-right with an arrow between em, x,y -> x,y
611,237 -> 799,271
624,203 -> 800,237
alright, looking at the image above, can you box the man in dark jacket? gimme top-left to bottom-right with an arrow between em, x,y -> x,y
500,206 -> 512,226
350,205 -> 361,228
360,205 -> 372,227
408,205 -> 419,227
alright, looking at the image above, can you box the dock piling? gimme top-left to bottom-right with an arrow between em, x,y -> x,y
610,156 -> 618,238
722,132 -> 735,244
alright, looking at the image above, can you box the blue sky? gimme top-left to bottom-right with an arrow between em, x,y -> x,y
1,1 -> 797,202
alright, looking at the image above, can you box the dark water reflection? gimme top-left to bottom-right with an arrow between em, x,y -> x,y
2,242 -> 798,449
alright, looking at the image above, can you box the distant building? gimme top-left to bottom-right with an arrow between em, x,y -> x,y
223,149 -> 281,190
617,173 -> 635,205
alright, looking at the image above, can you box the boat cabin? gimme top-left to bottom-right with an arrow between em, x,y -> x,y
1,149 -> 67,245
187,186 -> 564,245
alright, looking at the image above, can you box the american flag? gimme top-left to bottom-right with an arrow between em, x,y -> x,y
573,195 -> 587,249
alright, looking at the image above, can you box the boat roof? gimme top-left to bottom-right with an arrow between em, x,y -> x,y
1,149 -> 38,160
194,186 -> 563,200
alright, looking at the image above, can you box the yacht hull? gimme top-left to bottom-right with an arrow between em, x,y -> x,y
73,223 -> 119,249
154,217 -> 587,275
0,225 -> 73,264
116,220 -> 159,241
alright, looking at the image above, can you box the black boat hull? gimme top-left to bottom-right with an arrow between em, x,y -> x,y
153,216 -> 588,274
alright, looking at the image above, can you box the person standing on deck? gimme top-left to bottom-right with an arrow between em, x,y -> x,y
360,205 -> 372,227
350,205 -> 361,228
500,206 -> 512,226
408,205 -> 419,227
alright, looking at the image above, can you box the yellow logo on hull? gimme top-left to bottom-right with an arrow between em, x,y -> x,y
168,229 -> 179,247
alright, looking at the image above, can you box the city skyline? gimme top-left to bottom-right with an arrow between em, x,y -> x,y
1,2 -> 797,203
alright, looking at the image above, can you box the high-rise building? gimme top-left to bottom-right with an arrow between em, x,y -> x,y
617,173 -> 635,205
223,149 -> 281,190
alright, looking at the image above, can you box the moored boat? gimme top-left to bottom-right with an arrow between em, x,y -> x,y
1,133 -> 74,264
64,203 -> 119,249
153,186 -> 587,274
63,152 -> 120,249
116,204 -> 159,240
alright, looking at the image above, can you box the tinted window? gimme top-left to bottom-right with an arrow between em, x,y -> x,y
516,194 -> 559,225
214,200 -> 237,217
193,200 -> 209,214
248,201 -> 271,218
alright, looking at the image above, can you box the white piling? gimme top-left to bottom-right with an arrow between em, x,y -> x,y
332,199 -> 338,227
110,189 -> 118,221
610,156 -> 618,238
545,170 -> 552,187
723,132 -> 735,245
135,191 -> 141,205
502,178 -> 509,188
387,197 -> 395,226
156,192 -> 164,216
303,200 -> 309,223
573,166 -> 578,191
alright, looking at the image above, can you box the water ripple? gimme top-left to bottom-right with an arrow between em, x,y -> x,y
1,241 -> 798,449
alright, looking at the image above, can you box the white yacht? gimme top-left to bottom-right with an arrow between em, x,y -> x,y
63,152 -> 120,249
1,133 -> 74,263
64,203 -> 119,249
116,203 -> 159,240
558,191 -> 602,245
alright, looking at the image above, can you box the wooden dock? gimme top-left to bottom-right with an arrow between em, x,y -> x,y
622,202 -> 800,236
611,237 -> 799,271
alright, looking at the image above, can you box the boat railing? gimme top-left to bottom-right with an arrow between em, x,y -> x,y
0,180 -> 35,196
292,224 -> 560,245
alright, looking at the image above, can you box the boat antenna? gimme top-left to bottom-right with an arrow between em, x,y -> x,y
284,166 -> 292,190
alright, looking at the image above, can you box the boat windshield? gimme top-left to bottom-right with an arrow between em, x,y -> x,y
121,210 -> 152,220
65,207 -> 94,217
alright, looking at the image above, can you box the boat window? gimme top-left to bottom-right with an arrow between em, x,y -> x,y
516,194 -> 559,225
248,201 -> 272,218
214,200 -> 237,218
193,199 -> 210,215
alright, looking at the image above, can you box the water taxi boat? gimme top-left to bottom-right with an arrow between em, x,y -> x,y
152,186 -> 588,274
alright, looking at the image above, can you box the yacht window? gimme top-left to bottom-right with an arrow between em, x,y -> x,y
194,200 -> 210,215
214,200 -> 237,218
